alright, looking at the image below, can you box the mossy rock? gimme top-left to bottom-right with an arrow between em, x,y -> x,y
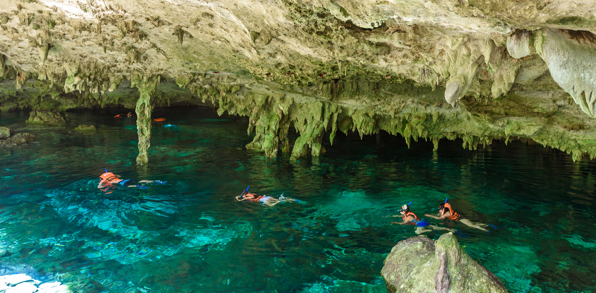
74,124 -> 96,132
26,110 -> 70,125
381,233 -> 507,293
0,126 -> 9,139
0,133 -> 35,148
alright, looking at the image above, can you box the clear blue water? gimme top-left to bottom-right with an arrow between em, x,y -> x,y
1,107 -> 596,292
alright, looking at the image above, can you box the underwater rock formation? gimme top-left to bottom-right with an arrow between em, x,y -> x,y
26,110 -> 69,125
0,131 -> 35,148
74,124 -> 96,132
1,0 -> 596,162
381,233 -> 507,293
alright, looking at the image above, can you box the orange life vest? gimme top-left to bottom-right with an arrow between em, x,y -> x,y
99,172 -> 119,184
441,203 -> 461,221
243,193 -> 263,202
402,211 -> 420,222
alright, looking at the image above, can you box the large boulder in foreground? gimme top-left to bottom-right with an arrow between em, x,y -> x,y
26,111 -> 70,125
381,233 -> 507,293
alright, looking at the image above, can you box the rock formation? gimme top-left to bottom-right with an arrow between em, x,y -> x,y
26,110 -> 69,125
74,124 -> 96,132
1,0 -> 596,163
381,233 -> 508,293
0,126 -> 35,148
0,126 -> 9,139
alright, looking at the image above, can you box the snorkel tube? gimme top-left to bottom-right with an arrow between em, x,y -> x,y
438,198 -> 448,211
240,186 -> 249,198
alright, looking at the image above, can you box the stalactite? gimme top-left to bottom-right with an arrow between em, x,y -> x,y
131,74 -> 161,165
539,29 -> 596,117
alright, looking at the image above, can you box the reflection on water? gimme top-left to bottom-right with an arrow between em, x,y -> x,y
1,107 -> 596,292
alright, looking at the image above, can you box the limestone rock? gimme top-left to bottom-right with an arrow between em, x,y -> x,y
0,132 -> 35,148
26,110 -> 70,125
541,29 -> 596,117
0,126 -> 10,139
74,124 -> 96,132
381,233 -> 507,293
445,82 -> 461,106
507,30 -> 533,59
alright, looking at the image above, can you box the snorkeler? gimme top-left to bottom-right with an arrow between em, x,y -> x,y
425,199 -> 488,231
235,187 -> 299,207
98,169 -> 165,190
390,202 -> 454,235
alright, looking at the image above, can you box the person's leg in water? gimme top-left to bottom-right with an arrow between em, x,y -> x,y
415,225 -> 455,235
431,224 -> 455,232
459,219 -> 488,231
263,197 -> 281,207
415,226 -> 431,234
279,195 -> 296,203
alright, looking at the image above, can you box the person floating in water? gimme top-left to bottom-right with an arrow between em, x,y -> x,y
425,199 -> 488,231
390,202 -> 454,235
235,187 -> 300,207
98,169 -> 165,191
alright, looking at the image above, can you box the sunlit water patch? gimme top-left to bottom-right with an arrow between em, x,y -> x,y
1,108 -> 596,292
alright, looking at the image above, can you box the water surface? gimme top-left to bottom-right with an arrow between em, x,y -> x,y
1,107 -> 596,292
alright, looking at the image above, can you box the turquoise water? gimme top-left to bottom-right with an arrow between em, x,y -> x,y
1,107 -> 596,292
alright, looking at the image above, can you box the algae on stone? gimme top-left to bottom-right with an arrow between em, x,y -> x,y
381,233 -> 508,293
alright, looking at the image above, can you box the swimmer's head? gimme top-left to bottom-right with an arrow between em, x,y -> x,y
399,204 -> 410,214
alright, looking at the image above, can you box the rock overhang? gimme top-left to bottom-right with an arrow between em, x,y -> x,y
2,0 -> 596,161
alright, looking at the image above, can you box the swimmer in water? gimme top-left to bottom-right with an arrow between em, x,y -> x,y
425,199 -> 488,231
98,169 -> 165,191
235,187 -> 299,207
390,203 -> 454,235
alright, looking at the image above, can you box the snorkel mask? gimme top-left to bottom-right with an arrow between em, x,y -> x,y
398,201 -> 412,213
437,198 -> 448,211
239,186 -> 249,198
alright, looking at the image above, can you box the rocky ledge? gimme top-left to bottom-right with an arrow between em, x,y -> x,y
381,233 -> 507,293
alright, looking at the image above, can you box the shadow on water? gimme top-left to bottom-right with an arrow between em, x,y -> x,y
1,107 -> 596,292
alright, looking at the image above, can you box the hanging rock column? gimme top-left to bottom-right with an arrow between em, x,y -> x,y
132,74 -> 160,165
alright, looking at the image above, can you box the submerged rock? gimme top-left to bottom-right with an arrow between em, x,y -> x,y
0,133 -> 35,148
26,111 -> 70,126
74,124 -> 96,132
381,233 -> 507,293
0,127 -> 9,139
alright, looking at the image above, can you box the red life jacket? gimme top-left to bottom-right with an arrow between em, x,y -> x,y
442,203 -> 461,221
